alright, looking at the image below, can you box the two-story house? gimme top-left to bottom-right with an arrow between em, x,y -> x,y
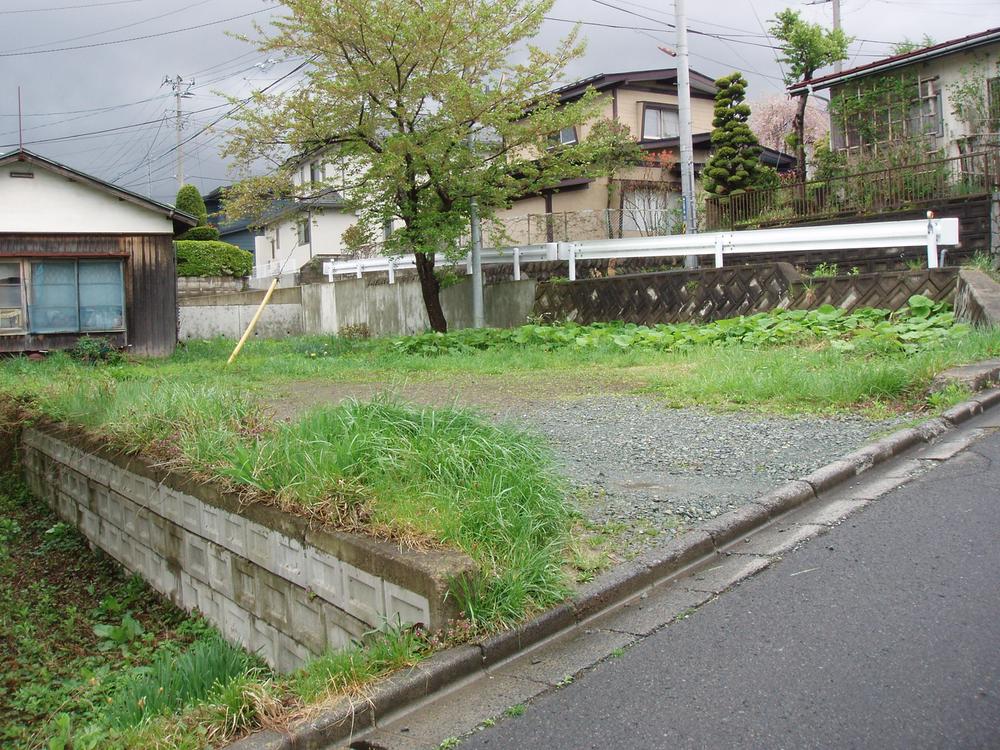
788,27 -> 1000,159
492,68 -> 795,243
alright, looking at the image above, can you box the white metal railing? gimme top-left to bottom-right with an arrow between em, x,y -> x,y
319,217 -> 960,284
251,259 -> 285,280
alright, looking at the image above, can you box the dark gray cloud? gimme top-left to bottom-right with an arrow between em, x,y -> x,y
1,0 -> 996,203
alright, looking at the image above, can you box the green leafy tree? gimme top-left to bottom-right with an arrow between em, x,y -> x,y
770,9 -> 851,177
174,184 -> 208,226
223,0 -> 634,332
702,73 -> 770,196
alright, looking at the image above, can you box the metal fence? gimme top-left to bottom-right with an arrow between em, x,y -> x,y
704,149 -> 1000,231
322,217 -> 960,283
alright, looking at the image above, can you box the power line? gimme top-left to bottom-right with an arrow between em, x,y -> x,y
111,57 -> 315,184
0,0 -> 146,15
0,6 -> 277,57
4,0 -> 212,54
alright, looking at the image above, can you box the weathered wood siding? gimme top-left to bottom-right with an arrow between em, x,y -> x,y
0,233 -> 176,357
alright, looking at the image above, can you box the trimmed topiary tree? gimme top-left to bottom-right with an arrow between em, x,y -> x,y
702,73 -> 770,196
175,184 -> 208,226
178,225 -> 221,241
175,241 -> 253,278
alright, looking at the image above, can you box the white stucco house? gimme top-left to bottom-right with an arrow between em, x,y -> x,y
251,152 -> 362,285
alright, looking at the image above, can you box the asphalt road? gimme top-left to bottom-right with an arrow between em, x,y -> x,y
461,430 -> 1000,750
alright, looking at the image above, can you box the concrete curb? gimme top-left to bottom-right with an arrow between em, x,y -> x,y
228,385 -> 1000,750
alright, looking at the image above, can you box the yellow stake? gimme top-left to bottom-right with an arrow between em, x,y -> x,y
227,277 -> 279,365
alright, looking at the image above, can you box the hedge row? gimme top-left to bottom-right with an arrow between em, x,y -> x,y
175,240 -> 253,278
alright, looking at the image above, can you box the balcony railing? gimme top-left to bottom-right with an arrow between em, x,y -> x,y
704,149 -> 1000,231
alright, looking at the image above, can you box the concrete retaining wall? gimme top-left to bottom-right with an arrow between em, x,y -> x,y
955,269 -> 1000,328
21,426 -> 475,672
177,276 -> 247,298
180,278 -> 536,340
178,287 -> 305,340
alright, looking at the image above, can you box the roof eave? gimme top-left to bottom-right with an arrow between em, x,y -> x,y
788,27 -> 1000,95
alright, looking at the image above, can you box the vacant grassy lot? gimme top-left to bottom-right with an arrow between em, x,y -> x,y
1,299 -> 998,747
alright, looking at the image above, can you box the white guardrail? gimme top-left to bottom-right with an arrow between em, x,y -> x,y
319,217 -> 959,284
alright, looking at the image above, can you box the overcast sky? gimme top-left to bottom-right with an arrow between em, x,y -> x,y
2,0 -> 998,204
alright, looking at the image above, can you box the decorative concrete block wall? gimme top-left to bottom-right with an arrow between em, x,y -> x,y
21,426 -> 476,672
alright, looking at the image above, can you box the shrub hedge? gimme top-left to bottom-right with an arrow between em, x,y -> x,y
175,240 -> 253,278
178,225 -> 221,241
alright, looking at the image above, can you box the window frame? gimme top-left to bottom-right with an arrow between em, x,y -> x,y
297,216 -> 311,246
4,258 -> 128,336
641,103 -> 680,141
547,125 -> 578,149
0,260 -> 26,334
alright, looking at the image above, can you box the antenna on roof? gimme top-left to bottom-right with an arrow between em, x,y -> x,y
17,86 -> 23,151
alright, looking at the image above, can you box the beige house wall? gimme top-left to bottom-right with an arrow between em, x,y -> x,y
830,40 -> 1000,159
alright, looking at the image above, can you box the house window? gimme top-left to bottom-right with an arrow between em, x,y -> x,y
988,76 -> 1000,132
78,261 -> 125,332
642,105 -> 679,140
0,262 -> 24,332
547,126 -> 578,148
27,259 -> 125,334
297,217 -> 311,245
913,76 -> 942,137
309,161 -> 322,185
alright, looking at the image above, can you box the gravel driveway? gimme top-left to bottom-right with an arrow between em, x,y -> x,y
501,396 -> 907,557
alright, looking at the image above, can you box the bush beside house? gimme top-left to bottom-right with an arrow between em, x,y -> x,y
175,240 -> 253,278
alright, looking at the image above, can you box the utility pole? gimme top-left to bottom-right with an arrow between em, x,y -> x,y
468,132 -> 485,328
675,0 -> 698,267
164,74 -> 194,188
807,0 -> 843,73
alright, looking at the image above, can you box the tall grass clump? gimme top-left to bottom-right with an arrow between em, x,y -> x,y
218,398 -> 574,626
105,636 -> 259,729
36,379 -> 262,461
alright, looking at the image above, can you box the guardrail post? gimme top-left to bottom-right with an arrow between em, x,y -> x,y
714,235 -> 724,268
466,252 -> 473,275
568,245 -> 577,281
926,212 -> 939,269
355,262 -> 363,279
513,247 -> 521,281
387,259 -> 396,285
323,261 -> 334,282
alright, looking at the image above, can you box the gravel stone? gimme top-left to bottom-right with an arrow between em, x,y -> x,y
500,396 -> 906,558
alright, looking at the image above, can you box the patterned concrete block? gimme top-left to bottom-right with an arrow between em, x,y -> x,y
232,558 -> 259,614
384,582 -> 431,627
275,635 -> 311,673
102,490 -> 127,532
275,535 -> 307,588
121,495 -> 146,541
245,521 -> 274,571
146,513 -> 172,558
182,532 -> 210,584
306,547 -> 343,607
322,601 -> 367,650
109,468 -> 157,508
156,484 -> 186,526
207,542 -> 235,600
178,492 -> 203,535
342,562 -> 386,626
288,587 -> 326,654
58,467 -> 88,504
201,504 -> 224,545
55,491 -> 77,524
222,512 -> 247,557
79,507 -> 100,540
250,616 -> 278,667
259,575 -> 291,630
221,596 -> 252,648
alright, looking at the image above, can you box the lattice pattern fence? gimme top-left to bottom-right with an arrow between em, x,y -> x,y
533,264 -> 958,325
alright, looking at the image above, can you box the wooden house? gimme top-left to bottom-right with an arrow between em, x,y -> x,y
0,149 -> 196,356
